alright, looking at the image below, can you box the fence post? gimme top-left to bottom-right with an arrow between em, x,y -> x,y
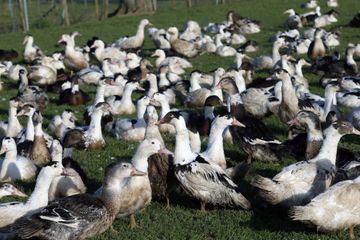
61,0 -> 70,26
186,0 -> 192,7
9,0 -> 16,31
23,0 -> 29,31
102,0 -> 109,19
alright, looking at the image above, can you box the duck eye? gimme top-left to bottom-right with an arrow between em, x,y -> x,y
151,141 -> 155,144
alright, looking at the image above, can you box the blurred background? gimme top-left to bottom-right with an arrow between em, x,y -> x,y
0,0 -> 239,34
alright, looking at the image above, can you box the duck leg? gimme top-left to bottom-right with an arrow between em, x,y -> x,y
128,214 -> 138,229
246,155 -> 252,164
349,226 -> 356,240
165,195 -> 171,210
109,225 -> 119,234
200,201 -> 206,213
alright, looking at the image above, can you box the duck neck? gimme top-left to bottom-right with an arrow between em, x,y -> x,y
159,73 -> 170,87
94,84 -> 106,104
204,106 -> 215,120
121,86 -> 134,104
204,123 -> 226,164
174,118 -> 194,164
190,76 -> 201,92
156,52 -> 166,67
306,122 -> 323,142
137,101 -> 148,120
295,63 -> 304,78
272,44 -> 281,64
101,177 -> 131,217
95,44 -> 105,61
26,172 -> 53,208
51,153 -> 63,163
346,51 -> 356,66
135,23 -> 146,44
34,122 -> 43,137
87,111 -> 103,139
131,149 -> 151,173
322,87 -> 337,121
315,126 -> 342,165
281,76 -> 299,110
234,53 -> 243,69
148,78 -> 158,97
7,107 -> 21,136
233,71 -> 246,93
159,99 -> 170,118
26,115 -> 35,141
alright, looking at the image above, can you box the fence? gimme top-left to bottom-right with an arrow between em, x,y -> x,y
0,0 -> 236,34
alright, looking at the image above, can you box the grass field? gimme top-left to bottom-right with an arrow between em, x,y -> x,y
1,0 -> 360,239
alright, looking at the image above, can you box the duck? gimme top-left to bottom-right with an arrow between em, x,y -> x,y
63,102 -> 112,150
0,161 -> 64,228
158,111 -> 251,212
314,9 -> 338,28
2,61 -> 27,82
90,39 -> 126,62
28,56 -> 64,86
336,90 -> 360,108
167,27 -> 199,58
148,27 -> 171,50
251,121 -> 360,207
0,183 -> 27,199
251,38 -> 286,69
6,162 -> 144,239
218,78 -> 281,163
152,49 -> 192,74
151,92 -> 176,135
185,68 -> 224,107
301,0 -> 318,9
83,77 -> 114,126
180,20 -> 202,41
290,176 -> 360,240
307,28 -> 327,60
350,11 -> 360,27
58,33 -> 89,71
48,140 -> 86,201
284,9 -> 303,29
109,95 -> 151,141
0,137 -> 36,183
0,97 -> 23,139
321,46 -> 358,77
76,65 -> 103,85
22,35 -> 43,63
58,77 -> 90,105
48,109 -> 77,140
127,58 -> 152,82
327,0 -> 338,7
114,19 -> 152,51
15,104 -> 36,155
214,34 -> 237,57
106,81 -> 144,115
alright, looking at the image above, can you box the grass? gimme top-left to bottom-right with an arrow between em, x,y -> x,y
1,0 -> 360,239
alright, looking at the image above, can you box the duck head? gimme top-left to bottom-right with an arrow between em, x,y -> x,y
288,110 -> 321,131
0,137 -> 16,155
158,111 -> 181,124
104,162 -> 146,185
94,102 -> 113,115
213,114 -> 245,128
218,77 -> 239,95
50,139 -> 63,158
9,97 -> 24,109
40,161 -> 68,179
0,183 -> 27,198
16,104 -> 36,117
204,95 -> 224,107
332,121 -> 360,136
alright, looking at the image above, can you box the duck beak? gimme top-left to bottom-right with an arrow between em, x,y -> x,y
158,145 -> 173,155
303,61 -> 311,67
151,52 -> 157,57
16,109 -> 25,117
148,22 -> 153,26
287,118 -> 299,127
12,188 -> 28,198
136,86 -> 146,92
131,167 -> 147,176
352,128 -> 360,135
0,146 -> 7,155
231,118 -> 245,127
61,168 -> 73,177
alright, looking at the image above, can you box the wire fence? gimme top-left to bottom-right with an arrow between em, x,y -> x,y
0,0 -> 236,34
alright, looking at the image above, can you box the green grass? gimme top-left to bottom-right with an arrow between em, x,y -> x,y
1,0 -> 360,239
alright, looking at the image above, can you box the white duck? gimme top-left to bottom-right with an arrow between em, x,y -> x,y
109,95 -> 151,141
0,161 -> 65,227
251,38 -> 286,69
48,140 -> 86,201
58,34 -> 89,71
90,39 -> 126,62
251,121 -> 360,207
0,183 -> 27,199
215,34 -> 237,57
23,35 -> 43,63
152,49 -> 192,74
106,81 -> 143,115
291,176 -> 360,240
0,137 -> 36,183
0,98 -> 23,138
114,19 -> 152,50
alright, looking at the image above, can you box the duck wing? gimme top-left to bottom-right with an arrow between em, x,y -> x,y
10,194 -> 109,239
